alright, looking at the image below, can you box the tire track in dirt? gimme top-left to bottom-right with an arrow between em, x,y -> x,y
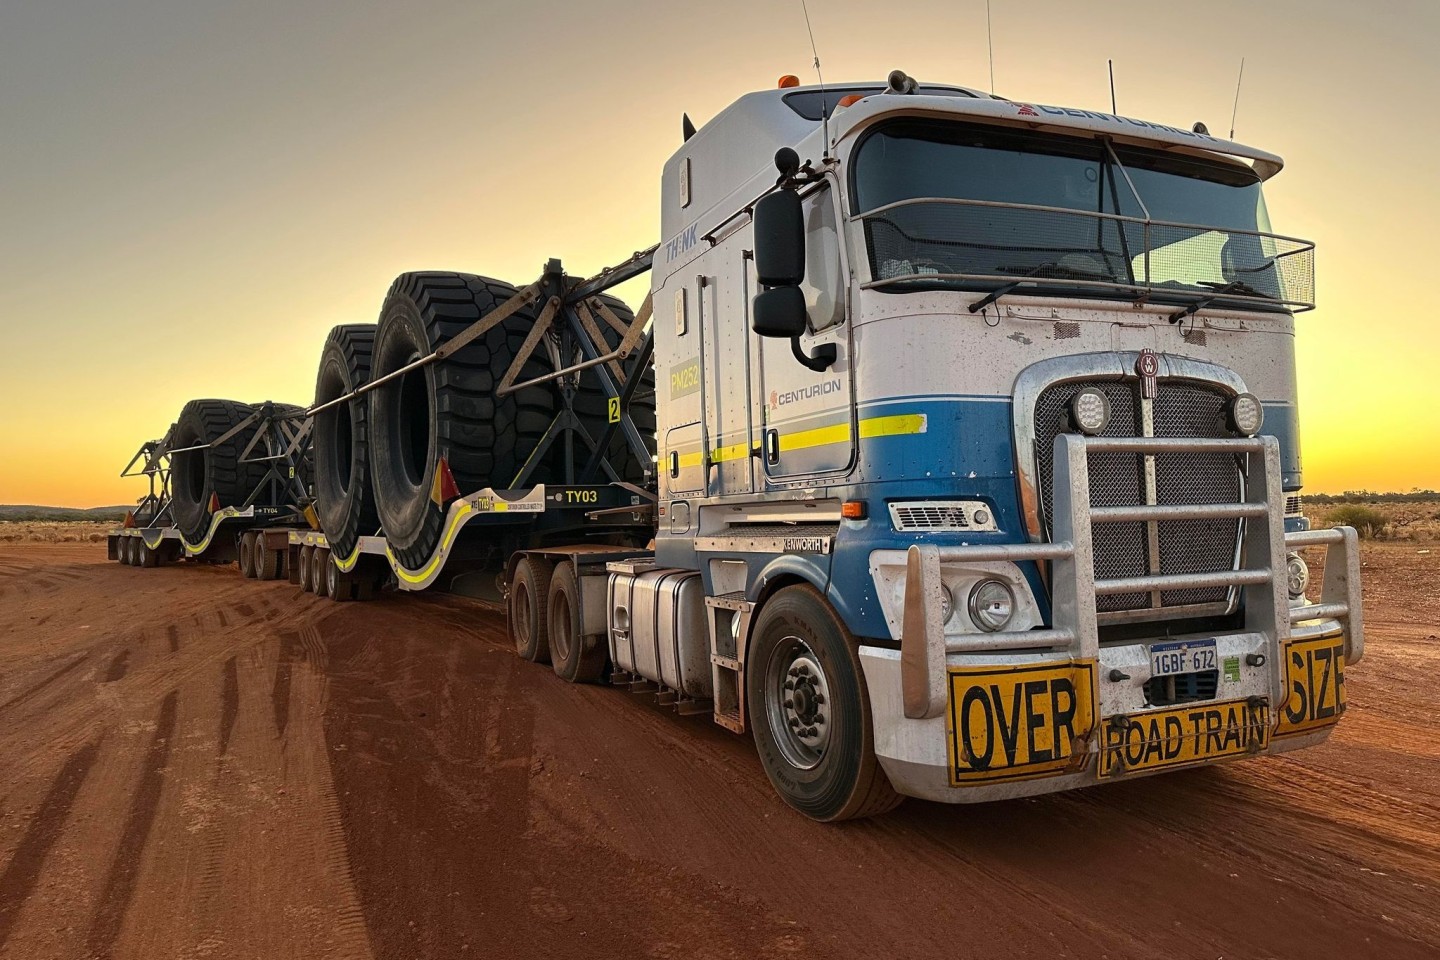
0,653 -> 89,715
85,691 -> 179,960
219,655 -> 240,758
0,738 -> 102,951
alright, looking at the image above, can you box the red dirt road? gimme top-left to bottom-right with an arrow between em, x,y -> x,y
0,542 -> 1436,960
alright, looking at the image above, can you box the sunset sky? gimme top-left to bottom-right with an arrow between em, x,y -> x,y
1,0 -> 1436,507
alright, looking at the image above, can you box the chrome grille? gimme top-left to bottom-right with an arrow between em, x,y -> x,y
890,501 -> 996,533
1034,377 -> 1241,615
1284,494 -> 1303,516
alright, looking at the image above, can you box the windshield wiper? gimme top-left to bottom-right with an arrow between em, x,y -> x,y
1168,280 -> 1276,324
968,261 -> 1113,314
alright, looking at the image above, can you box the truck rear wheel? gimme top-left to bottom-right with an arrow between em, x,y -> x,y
254,534 -> 281,580
299,545 -> 315,592
510,556 -> 552,663
313,325 -> 378,560
313,549 -> 331,598
369,272 -> 555,570
240,532 -> 258,578
170,399 -> 265,542
548,563 -> 606,682
746,585 -> 902,821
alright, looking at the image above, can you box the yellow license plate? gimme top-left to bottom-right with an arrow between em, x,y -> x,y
945,661 -> 1097,785
1276,635 -> 1346,738
1099,698 -> 1270,778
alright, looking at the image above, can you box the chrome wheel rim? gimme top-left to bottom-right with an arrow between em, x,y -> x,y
764,635 -> 832,770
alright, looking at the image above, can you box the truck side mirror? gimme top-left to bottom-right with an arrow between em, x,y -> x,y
753,189 -> 805,287
752,286 -> 807,338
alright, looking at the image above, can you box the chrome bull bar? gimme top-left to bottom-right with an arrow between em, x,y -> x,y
900,434 -> 1364,720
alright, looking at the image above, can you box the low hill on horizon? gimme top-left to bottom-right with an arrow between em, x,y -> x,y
0,505 -> 131,522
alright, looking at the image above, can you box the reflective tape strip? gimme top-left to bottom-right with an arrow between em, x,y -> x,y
333,541 -> 363,572
385,501 -> 475,586
670,412 -> 928,469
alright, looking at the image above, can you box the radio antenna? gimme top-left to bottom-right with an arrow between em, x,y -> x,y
1229,57 -> 1246,139
1108,59 -> 1117,114
986,0 -> 996,92
798,0 -> 830,152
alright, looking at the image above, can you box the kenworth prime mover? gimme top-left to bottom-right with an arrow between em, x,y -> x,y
111,72 -> 1363,821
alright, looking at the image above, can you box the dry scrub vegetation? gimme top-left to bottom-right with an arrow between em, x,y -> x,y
0,521 -> 113,544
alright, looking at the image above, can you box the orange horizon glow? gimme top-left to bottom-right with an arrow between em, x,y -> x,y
2,0 -> 1437,509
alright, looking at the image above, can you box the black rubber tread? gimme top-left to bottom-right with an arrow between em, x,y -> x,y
510,556 -> 553,664
313,324 -> 378,559
138,540 -> 160,569
560,293 -> 656,483
746,584 -> 903,821
324,558 -> 349,601
299,545 -> 315,593
369,272 -> 555,570
255,535 -> 281,580
548,563 -> 608,682
239,532 -> 258,578
170,399 -> 267,542
313,549 -> 331,598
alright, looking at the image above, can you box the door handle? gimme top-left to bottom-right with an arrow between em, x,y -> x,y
764,428 -> 781,465
669,450 -> 680,478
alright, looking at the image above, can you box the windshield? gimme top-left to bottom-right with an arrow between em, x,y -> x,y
852,121 -> 1313,308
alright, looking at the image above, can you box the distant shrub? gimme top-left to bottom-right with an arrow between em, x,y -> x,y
1324,504 -> 1389,539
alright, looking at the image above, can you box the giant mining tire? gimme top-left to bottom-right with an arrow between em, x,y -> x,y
369,272 -> 554,570
170,399 -> 265,543
313,325 -> 378,561
561,293 -> 656,483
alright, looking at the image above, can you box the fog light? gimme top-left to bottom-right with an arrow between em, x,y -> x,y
1286,552 -> 1309,599
1069,388 -> 1111,436
968,579 -> 1015,632
1228,392 -> 1264,436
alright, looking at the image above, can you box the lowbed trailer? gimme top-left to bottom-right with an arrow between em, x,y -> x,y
114,70 -> 1364,821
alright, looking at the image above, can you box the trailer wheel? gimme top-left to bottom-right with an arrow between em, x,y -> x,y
240,532 -> 258,578
254,534 -> 281,581
170,399 -> 266,543
746,585 -> 903,821
549,563 -> 605,683
138,539 -> 160,568
122,538 -> 137,566
299,545 -> 315,593
369,272 -> 555,570
324,557 -> 350,601
313,549 -> 331,598
313,325 -> 378,560
510,556 -> 553,663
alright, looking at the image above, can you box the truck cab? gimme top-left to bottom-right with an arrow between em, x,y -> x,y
632,73 -> 1362,817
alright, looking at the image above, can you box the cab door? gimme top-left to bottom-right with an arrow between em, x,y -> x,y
700,233 -> 757,498
756,182 -> 854,483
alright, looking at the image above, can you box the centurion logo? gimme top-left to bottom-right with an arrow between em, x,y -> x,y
769,379 -> 842,410
1012,102 -> 1222,143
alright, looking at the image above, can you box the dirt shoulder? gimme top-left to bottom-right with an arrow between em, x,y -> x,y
0,542 -> 1435,959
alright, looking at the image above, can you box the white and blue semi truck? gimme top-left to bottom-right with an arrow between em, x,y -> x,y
598,71 -> 1362,819
117,71 -> 1365,821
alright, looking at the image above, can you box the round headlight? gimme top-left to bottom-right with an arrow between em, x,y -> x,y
939,584 -> 956,625
1286,552 -> 1309,600
1228,392 -> 1264,437
1070,388 -> 1111,436
968,579 -> 1015,633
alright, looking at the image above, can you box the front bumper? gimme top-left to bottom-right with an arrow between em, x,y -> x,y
860,434 -> 1364,803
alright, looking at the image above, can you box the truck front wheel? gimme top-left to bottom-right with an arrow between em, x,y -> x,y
746,585 -> 902,821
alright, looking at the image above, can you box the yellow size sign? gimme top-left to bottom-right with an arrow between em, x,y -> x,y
1276,635 -> 1346,738
945,661 -> 1097,785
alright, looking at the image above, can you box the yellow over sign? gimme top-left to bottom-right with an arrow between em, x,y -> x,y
945,661 -> 1097,785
